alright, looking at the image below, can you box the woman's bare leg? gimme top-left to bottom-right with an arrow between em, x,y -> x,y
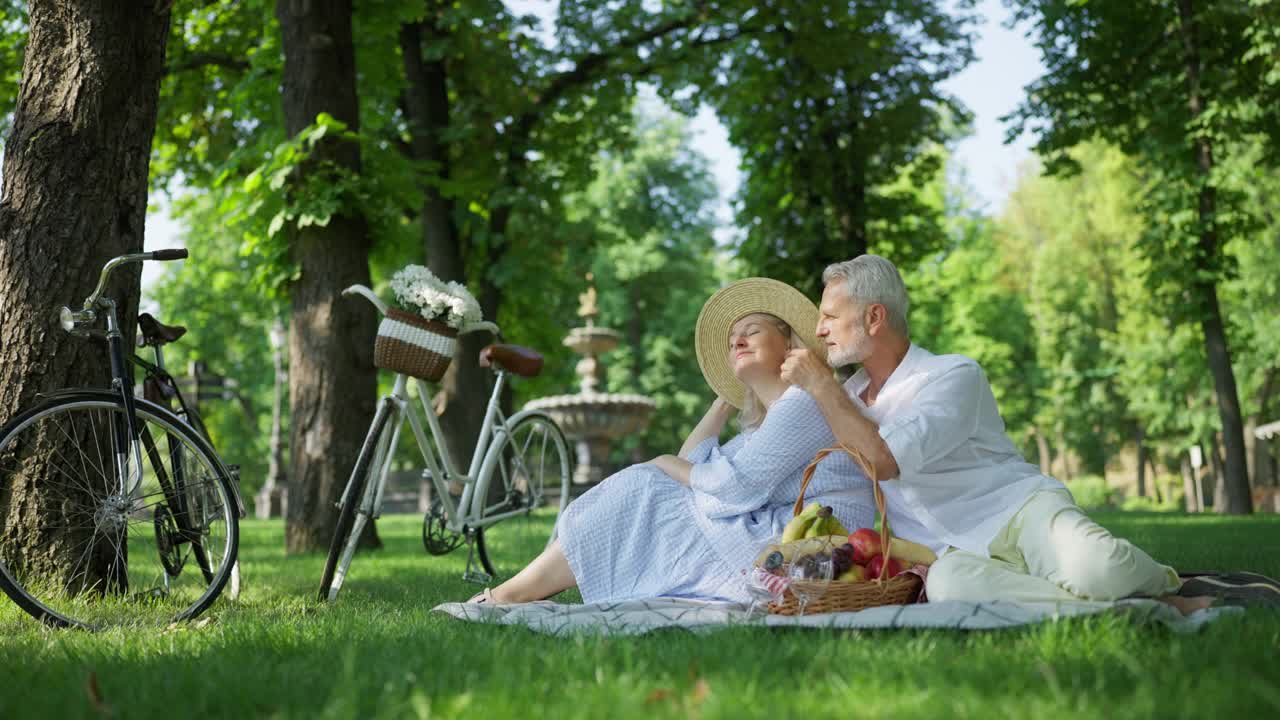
488,539 -> 578,603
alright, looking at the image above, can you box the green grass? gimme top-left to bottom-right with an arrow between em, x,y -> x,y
2,511 -> 1279,719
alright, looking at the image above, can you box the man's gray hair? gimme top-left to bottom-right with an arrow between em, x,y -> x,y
822,254 -> 910,337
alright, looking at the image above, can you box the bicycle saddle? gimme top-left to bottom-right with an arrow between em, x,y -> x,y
479,344 -> 543,378
136,312 -> 188,347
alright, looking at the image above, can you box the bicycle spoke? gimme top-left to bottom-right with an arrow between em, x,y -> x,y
475,415 -> 569,581
0,398 -> 237,627
87,406 -> 113,495
46,417 -> 113,499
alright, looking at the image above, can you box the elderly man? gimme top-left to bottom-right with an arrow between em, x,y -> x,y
781,254 -> 1211,613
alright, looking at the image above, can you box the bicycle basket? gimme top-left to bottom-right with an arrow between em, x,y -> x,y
374,307 -> 457,381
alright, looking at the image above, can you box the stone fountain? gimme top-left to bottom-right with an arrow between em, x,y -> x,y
525,275 -> 656,488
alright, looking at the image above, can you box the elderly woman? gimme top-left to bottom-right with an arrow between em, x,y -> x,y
469,278 -> 873,605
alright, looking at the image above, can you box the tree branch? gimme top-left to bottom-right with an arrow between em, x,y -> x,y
166,52 -> 251,75
511,11 -> 709,144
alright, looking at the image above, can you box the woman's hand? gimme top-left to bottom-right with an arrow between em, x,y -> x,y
650,454 -> 693,486
708,396 -> 734,418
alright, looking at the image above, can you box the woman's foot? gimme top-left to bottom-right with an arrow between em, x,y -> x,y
466,588 -> 496,604
1156,594 -> 1215,616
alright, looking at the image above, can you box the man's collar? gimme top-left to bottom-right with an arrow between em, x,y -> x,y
845,342 -> 922,402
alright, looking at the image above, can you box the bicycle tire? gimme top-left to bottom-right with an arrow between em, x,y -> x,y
317,400 -> 396,601
475,411 -> 572,581
0,392 -> 239,629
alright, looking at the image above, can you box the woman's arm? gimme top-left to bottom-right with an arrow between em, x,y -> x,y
678,397 -> 735,460
688,387 -> 834,517
650,454 -> 692,486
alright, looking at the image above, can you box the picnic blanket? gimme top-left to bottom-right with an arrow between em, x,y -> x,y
432,596 -> 1240,636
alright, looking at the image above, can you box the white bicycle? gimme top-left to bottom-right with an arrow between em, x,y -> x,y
317,285 -> 572,601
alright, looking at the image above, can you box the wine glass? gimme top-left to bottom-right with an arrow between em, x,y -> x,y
786,542 -> 835,617
743,541 -> 790,617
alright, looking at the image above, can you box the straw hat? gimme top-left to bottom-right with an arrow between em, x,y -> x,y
694,278 -> 824,409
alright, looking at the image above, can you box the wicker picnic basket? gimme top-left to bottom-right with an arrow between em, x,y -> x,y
373,307 -> 458,381
767,444 -> 923,615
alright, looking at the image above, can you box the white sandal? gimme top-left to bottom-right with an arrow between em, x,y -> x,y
466,588 -> 496,604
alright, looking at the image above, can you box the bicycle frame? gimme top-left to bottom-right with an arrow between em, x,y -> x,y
132,347 -> 247,519
370,369 -> 533,534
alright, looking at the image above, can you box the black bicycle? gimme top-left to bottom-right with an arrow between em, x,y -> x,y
0,250 -> 243,629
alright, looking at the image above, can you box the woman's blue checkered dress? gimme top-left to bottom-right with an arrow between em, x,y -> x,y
557,386 -> 875,604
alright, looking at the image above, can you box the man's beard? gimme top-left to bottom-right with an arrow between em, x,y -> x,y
828,326 -> 872,367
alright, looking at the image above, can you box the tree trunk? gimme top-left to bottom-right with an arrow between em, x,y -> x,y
403,28 -> 491,465
1148,452 -> 1163,504
1134,424 -> 1147,497
1209,434 -> 1228,511
824,122 -> 869,264
1033,427 -> 1051,475
1056,428 -> 1074,481
399,17 -> 498,477
0,0 -> 171,586
1251,368 -> 1277,487
1176,0 -> 1252,513
1181,455 -> 1199,512
277,0 -> 379,553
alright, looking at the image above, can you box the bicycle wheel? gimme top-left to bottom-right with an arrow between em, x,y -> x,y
0,393 -> 239,629
317,400 -> 395,601
475,412 -> 571,580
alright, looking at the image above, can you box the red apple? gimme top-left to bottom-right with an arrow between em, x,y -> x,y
847,528 -> 882,565
866,554 -> 905,580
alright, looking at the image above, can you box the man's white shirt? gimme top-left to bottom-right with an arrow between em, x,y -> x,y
844,343 -> 1065,557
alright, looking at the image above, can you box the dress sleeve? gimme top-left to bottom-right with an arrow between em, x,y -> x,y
684,435 -> 721,465
688,386 -> 833,518
876,360 -> 985,479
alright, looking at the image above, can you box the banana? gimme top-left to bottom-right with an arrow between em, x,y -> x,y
781,516 -> 815,543
780,502 -> 822,543
827,509 -> 850,537
803,507 -> 835,538
885,535 -> 937,566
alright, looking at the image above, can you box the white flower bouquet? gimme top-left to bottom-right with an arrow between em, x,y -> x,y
388,264 -> 483,331
373,265 -> 484,381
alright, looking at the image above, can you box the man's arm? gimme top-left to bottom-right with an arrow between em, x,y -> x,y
781,350 -> 900,480
809,381 -> 900,480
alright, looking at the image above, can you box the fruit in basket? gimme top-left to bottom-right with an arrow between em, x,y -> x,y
790,551 -> 833,580
885,536 -> 938,567
803,506 -> 834,538
753,534 -> 846,567
831,543 -> 855,576
836,564 -> 867,582
781,502 -> 823,542
762,550 -> 785,572
866,554 -> 905,580
825,508 -> 850,536
848,528 -> 883,564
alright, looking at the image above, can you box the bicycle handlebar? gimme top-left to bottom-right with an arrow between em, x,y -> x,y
81,249 -> 188,310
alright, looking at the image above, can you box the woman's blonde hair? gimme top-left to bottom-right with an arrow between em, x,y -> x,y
736,313 -> 807,430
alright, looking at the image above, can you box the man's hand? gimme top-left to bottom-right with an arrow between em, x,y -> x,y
782,348 -> 839,395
